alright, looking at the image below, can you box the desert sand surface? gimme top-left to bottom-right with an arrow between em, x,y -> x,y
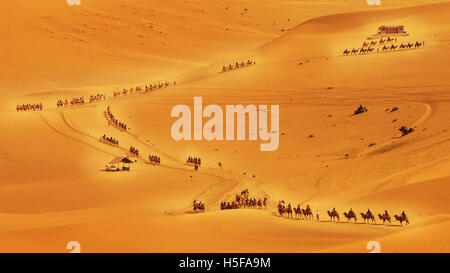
0,0 -> 449,253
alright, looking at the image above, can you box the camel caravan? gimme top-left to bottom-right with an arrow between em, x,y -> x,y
105,106 -> 128,132
129,146 -> 139,157
193,200 -> 205,212
16,103 -> 43,112
328,208 -> 410,226
89,93 -> 106,103
276,204 -> 409,226
220,189 -> 267,210
343,39 -> 425,56
148,154 -> 161,165
113,81 -> 175,97
57,96 -> 85,107
221,59 -> 255,73
100,134 -> 119,146
278,202 -> 315,220
186,156 -> 201,170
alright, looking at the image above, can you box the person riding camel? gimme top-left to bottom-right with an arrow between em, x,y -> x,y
401,211 -> 406,217
385,210 -> 389,216
306,204 -> 310,212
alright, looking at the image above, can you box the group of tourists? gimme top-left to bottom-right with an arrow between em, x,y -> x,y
186,156 -> 202,165
16,103 -> 43,111
105,106 -> 127,131
113,87 -> 141,97
220,189 -> 267,210
193,200 -> 205,212
148,155 -> 161,164
56,99 -> 69,107
221,60 -> 255,72
56,97 -> 85,107
89,93 -> 105,103
129,146 -> 139,157
101,135 -> 119,146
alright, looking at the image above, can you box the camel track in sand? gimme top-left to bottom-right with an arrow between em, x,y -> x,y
302,100 -> 433,205
357,101 -> 432,159
38,108 -> 252,216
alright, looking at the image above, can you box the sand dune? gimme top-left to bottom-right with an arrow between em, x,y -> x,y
0,0 -> 449,252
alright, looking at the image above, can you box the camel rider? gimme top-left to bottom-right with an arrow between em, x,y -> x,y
350,208 -> 353,213
385,210 -> 389,216
306,204 -> 310,212
367,208 -> 371,215
401,211 -> 406,217
333,207 -> 336,212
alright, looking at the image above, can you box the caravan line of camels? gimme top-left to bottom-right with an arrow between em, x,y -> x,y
343,38 -> 425,56
194,190 -> 410,226
278,204 -> 409,226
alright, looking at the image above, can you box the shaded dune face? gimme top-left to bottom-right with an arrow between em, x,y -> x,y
0,0 -> 449,253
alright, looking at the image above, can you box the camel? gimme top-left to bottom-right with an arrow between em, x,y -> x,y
400,44 -> 407,49
279,205 -> 293,218
415,41 -> 423,48
278,206 -> 285,216
390,44 -> 398,50
362,42 -> 369,47
354,105 -> 368,115
343,49 -> 350,55
327,210 -> 340,222
367,47 -> 375,53
286,206 -> 293,218
394,214 -> 410,226
257,199 -> 263,209
378,213 -> 391,224
193,201 -> 205,212
294,206 -> 302,219
360,211 -> 376,224
263,197 -> 267,209
302,208 -> 313,220
407,43 -> 414,49
370,41 -> 377,46
359,48 -> 367,54
382,45 -> 389,51
351,48 -> 359,54
343,210 -> 357,222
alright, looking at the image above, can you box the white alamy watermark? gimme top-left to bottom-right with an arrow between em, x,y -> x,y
366,0 -> 381,6
66,241 -> 81,253
66,0 -> 81,6
366,241 -> 381,253
171,97 -> 279,151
